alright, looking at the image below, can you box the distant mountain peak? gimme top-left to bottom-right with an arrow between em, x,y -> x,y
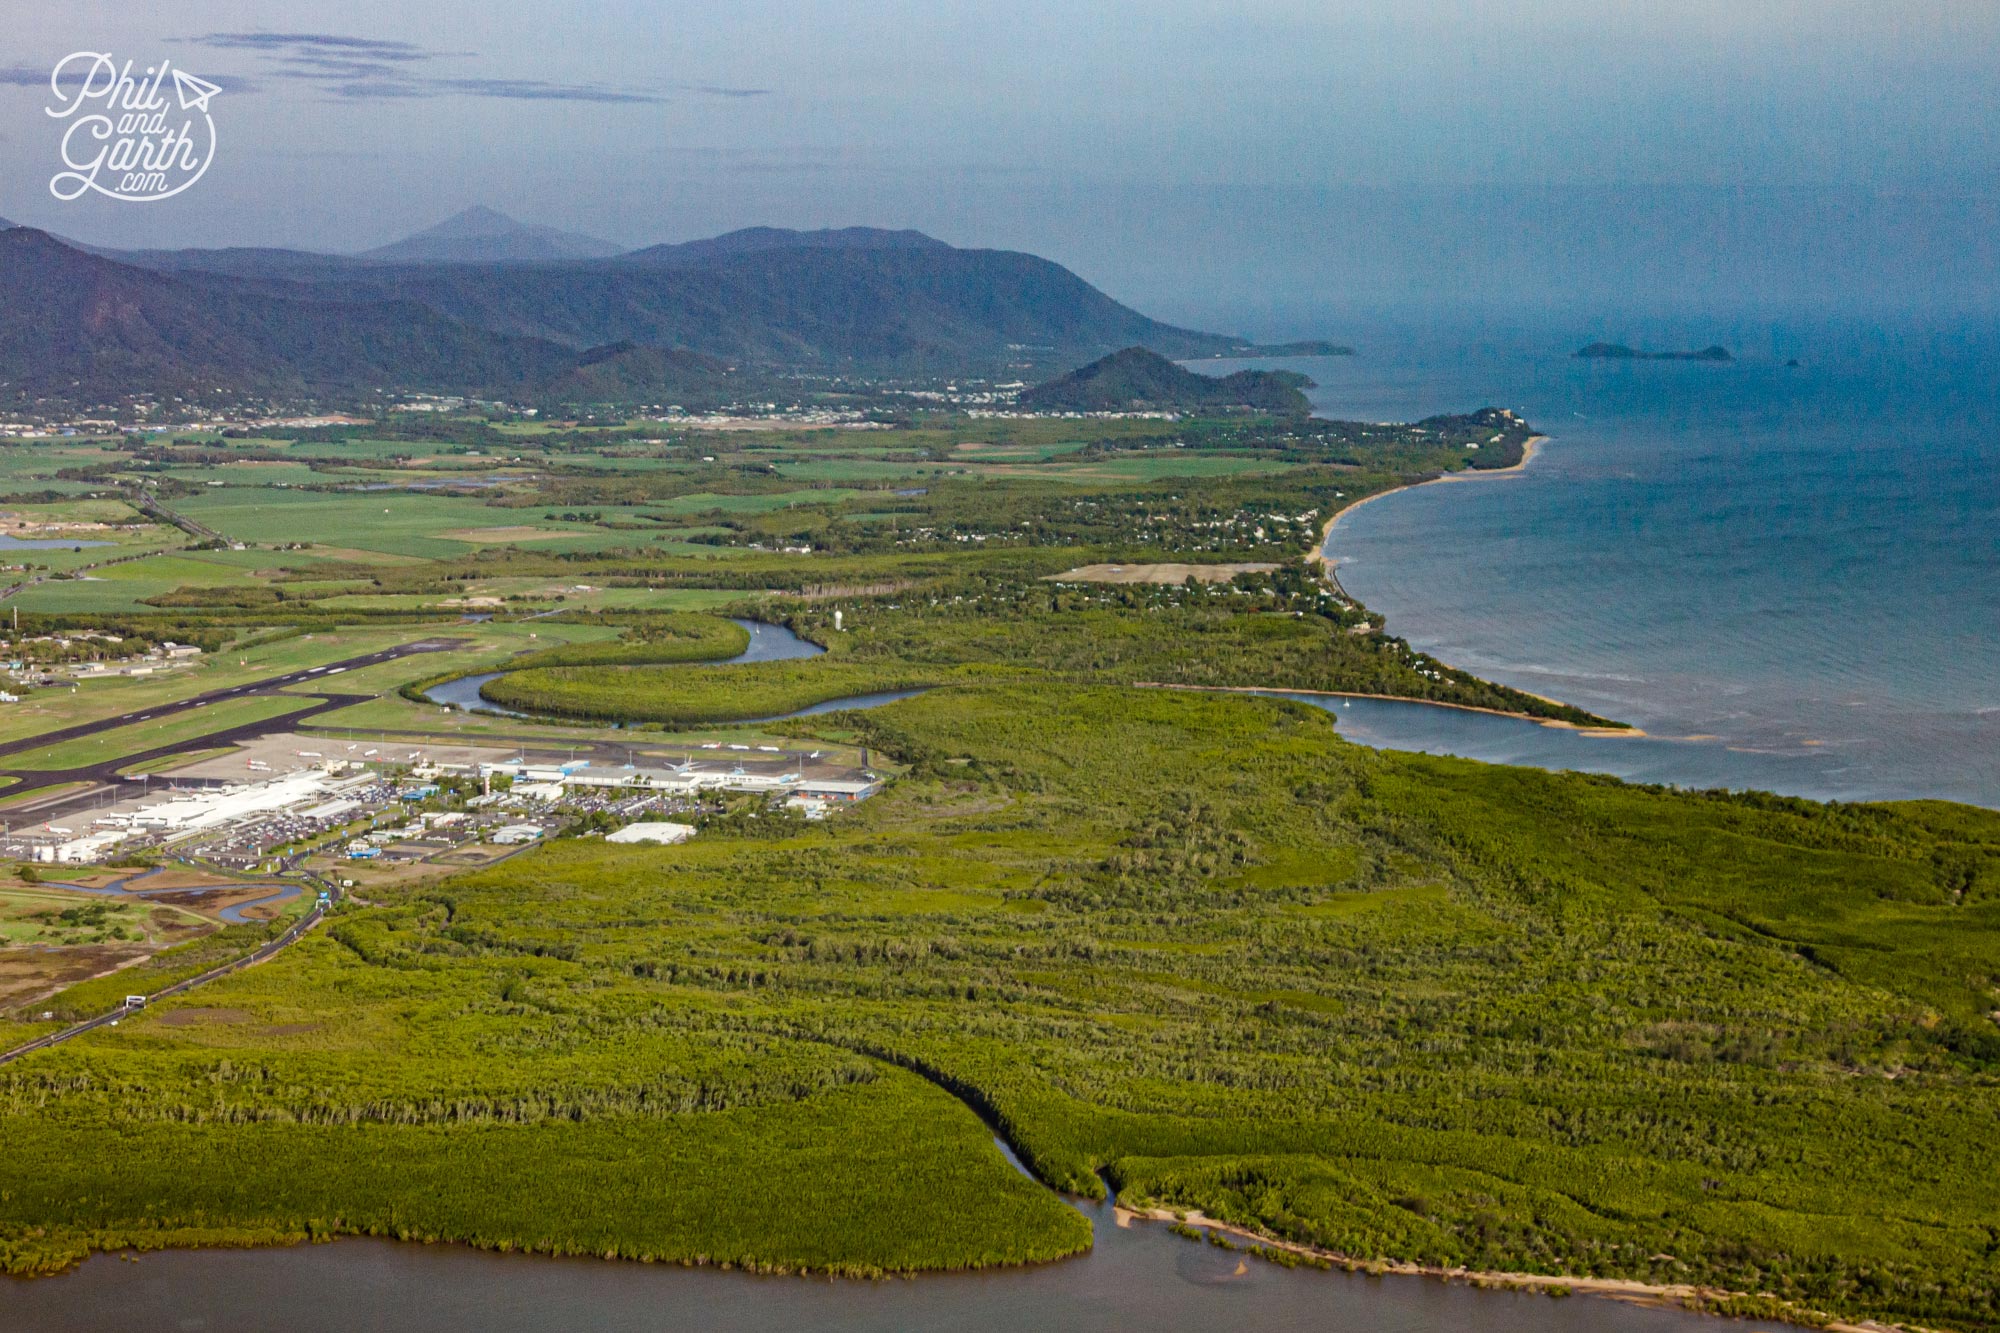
361,207 -> 622,264
0,216 -> 17,231
431,205 -> 519,232
410,206 -> 547,240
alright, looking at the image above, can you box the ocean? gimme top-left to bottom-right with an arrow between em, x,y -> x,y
1236,318 -> 2000,807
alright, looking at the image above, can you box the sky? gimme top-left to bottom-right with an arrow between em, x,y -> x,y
4,1 -> 2000,330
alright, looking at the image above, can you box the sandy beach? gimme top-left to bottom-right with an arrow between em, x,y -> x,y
1309,435 -> 1548,570
1282,435 -> 1645,732
1114,1201 -> 1869,1332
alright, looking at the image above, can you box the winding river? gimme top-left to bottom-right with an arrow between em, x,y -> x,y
424,619 -> 1789,795
14,660 -> 1813,1327
422,618 -> 920,724
45,868 -> 300,924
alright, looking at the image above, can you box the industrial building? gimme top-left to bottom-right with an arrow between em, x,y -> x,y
0,733 -> 881,867
604,822 -> 696,845
477,759 -> 877,801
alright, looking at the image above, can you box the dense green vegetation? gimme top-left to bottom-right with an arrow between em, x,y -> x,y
405,613 -> 756,709
485,569 -> 1614,727
1,399 -> 1992,1331
485,657 -> 972,725
2,686 -> 1996,1328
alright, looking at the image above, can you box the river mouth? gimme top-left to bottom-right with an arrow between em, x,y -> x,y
421,619 -> 925,726
1252,690 -> 1940,804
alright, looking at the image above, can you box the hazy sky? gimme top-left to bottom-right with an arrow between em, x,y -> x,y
5,2 -> 2000,327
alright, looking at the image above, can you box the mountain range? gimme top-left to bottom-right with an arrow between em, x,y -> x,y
0,211 -> 1339,407
0,227 -> 584,407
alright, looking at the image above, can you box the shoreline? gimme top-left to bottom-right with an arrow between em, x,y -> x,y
1114,1202 -> 1875,1333
1133,682 -> 1644,735
1310,434 -> 1547,573
1297,434 -> 1632,730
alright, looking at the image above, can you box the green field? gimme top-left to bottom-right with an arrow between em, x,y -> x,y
172,490 -> 578,559
0,626 -> 479,747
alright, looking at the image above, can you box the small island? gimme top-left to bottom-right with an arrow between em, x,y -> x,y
1576,342 -> 1733,362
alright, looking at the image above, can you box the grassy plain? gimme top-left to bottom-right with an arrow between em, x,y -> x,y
172,490 -> 580,559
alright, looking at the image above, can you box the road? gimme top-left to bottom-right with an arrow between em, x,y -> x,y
0,871 -> 336,1067
0,638 -> 480,1063
121,486 -> 225,544
0,836 -> 554,1067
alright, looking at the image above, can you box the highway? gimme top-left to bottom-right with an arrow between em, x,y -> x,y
0,835 -> 551,1067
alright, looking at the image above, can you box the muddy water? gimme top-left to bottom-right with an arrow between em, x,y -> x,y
6,1192 -> 1791,1333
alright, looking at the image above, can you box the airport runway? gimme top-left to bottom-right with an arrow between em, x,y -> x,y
0,638 -> 466,762
0,639 -> 466,827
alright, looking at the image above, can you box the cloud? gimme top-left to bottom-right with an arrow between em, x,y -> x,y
179,31 -> 693,104
0,60 -> 256,95
432,78 -> 669,104
188,33 -> 437,61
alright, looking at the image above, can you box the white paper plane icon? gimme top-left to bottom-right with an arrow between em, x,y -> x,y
172,68 -> 221,113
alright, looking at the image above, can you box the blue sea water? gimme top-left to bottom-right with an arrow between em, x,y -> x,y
1227,320 -> 2000,807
